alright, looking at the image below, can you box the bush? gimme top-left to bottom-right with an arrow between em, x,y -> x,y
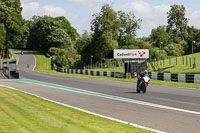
49,47 -> 80,69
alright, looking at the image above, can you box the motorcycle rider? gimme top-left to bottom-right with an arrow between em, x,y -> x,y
137,70 -> 149,88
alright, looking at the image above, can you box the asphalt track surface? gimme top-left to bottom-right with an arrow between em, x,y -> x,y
1,51 -> 200,133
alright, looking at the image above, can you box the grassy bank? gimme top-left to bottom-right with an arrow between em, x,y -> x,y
148,52 -> 200,73
9,52 -> 17,58
0,86 -> 153,133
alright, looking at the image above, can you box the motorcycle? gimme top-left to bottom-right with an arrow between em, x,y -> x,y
137,76 -> 150,93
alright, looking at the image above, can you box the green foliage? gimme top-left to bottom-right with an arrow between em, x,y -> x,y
91,4 -> 119,62
49,47 -> 80,69
185,26 -> 200,54
149,47 -> 159,60
55,16 -> 79,42
91,4 -> 117,34
75,31 -> 92,54
89,4 -> 141,63
147,47 -> 167,61
135,40 -> 151,49
179,40 -> 188,52
27,16 -> 57,50
0,0 -> 28,57
0,23 -> 6,58
150,26 -> 171,48
167,4 -> 188,40
116,11 -> 142,48
148,4 -> 196,57
47,29 -> 73,50
164,43 -> 184,56
119,35 -> 137,49
27,16 -> 79,52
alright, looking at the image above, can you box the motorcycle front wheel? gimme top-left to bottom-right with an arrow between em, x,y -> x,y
142,83 -> 147,93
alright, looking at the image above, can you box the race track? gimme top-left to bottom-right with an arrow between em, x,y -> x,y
1,51 -> 200,133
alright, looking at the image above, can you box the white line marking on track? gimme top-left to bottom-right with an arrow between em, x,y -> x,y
32,55 -> 36,71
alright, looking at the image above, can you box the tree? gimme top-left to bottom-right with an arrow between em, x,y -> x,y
27,16 -> 57,51
0,23 -> 6,58
120,35 -> 137,49
55,16 -> 79,43
167,4 -> 189,40
149,47 -> 167,60
90,4 -> 119,62
164,43 -> 184,56
194,30 -> 200,53
47,29 -> 73,50
185,26 -> 200,54
116,11 -> 141,48
0,0 -> 28,57
27,15 -> 79,52
49,47 -> 80,69
150,25 -> 171,49
75,31 -> 92,54
90,4 -> 141,63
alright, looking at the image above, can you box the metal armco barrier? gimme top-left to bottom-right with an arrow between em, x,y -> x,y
2,58 -> 19,79
57,67 -> 200,84
57,67 -> 125,78
148,72 -> 200,84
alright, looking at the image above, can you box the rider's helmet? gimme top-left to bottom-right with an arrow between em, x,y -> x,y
144,70 -> 148,74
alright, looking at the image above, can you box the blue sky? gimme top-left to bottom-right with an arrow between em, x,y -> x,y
21,0 -> 200,37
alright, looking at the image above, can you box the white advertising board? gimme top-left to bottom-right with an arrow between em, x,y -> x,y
114,49 -> 149,59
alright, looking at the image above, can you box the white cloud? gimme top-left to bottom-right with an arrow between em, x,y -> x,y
187,9 -> 200,29
43,5 -> 66,17
21,0 -> 84,33
116,0 -> 200,37
21,0 -> 200,37
21,1 -> 66,19
61,0 -> 114,11
21,0 -> 34,3
61,0 -> 112,3
115,0 -> 170,37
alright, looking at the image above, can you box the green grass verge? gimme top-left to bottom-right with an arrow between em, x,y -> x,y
34,54 -> 51,71
9,52 -> 17,58
0,86 -> 153,133
92,67 -> 124,73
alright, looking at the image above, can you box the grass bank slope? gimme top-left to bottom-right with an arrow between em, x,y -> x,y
148,53 -> 200,74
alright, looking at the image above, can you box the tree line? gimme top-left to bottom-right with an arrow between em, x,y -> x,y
79,4 -> 200,65
0,0 -> 200,69
149,5 -> 200,59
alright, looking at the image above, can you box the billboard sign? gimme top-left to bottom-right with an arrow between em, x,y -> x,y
114,49 -> 149,59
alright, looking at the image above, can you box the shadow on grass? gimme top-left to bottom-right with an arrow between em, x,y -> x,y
14,51 -> 42,55
182,68 -> 200,74
155,66 -> 176,72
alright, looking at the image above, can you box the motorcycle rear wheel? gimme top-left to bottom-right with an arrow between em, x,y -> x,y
136,86 -> 140,93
